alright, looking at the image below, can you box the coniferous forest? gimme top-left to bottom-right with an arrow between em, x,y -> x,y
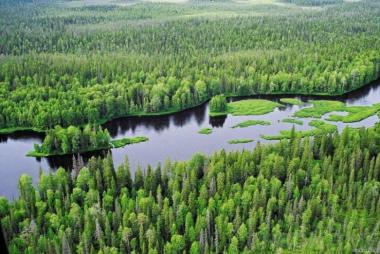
1,127 -> 380,253
1,0 -> 380,253
0,0 -> 380,132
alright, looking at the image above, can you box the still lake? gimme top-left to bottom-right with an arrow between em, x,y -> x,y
1,81 -> 380,199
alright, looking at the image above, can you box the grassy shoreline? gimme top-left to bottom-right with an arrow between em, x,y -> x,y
27,136 -> 149,157
210,99 -> 282,116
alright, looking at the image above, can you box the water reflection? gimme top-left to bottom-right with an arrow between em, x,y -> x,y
1,79 -> 380,198
209,115 -> 227,128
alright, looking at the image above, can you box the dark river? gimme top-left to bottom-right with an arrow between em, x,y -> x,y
1,81 -> 380,199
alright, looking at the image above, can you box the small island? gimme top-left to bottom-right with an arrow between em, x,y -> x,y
282,118 -> 303,125
228,138 -> 254,144
209,95 -> 282,116
27,125 -> 148,157
198,128 -> 213,135
231,120 -> 271,128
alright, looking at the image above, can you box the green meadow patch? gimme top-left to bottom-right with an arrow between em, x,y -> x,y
282,118 -> 303,125
231,120 -> 271,128
326,104 -> 380,123
198,128 -> 213,135
111,136 -> 149,148
209,99 -> 282,116
228,138 -> 254,144
294,100 -> 345,118
261,120 -> 336,140
294,101 -> 380,123
228,99 -> 282,116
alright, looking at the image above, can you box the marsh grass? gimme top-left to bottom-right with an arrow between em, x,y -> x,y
227,99 -> 282,116
228,138 -> 254,144
282,118 -> 303,125
295,101 -> 380,123
231,120 -> 271,128
261,119 -> 336,140
198,128 -> 213,134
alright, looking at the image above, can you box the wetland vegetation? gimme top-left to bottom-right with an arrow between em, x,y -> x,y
295,100 -> 380,122
228,138 -> 254,144
231,120 -> 271,128
282,118 -> 304,125
198,128 -> 213,135
262,120 -> 337,140
210,98 -> 282,116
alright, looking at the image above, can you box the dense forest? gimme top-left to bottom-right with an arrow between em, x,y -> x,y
0,0 -> 380,132
1,126 -> 379,253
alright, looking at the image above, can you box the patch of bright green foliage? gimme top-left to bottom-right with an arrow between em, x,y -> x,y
228,138 -> 254,144
326,104 -> 380,123
228,99 -> 282,116
294,100 -> 345,118
279,98 -> 303,105
282,118 -> 303,125
211,99 -> 282,117
110,136 -> 149,148
295,101 -> 380,123
261,120 -> 336,140
231,120 -> 271,128
198,128 -> 213,135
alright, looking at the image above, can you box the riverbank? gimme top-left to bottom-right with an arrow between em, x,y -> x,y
1,78 -> 380,199
1,78 -> 380,135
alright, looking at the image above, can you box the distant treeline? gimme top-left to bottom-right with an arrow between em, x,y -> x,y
284,0 -> 343,6
0,1 -> 379,132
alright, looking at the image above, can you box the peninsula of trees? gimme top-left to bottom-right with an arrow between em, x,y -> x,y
28,125 -> 148,157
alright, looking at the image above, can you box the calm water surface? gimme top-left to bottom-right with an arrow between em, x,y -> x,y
1,81 -> 380,199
